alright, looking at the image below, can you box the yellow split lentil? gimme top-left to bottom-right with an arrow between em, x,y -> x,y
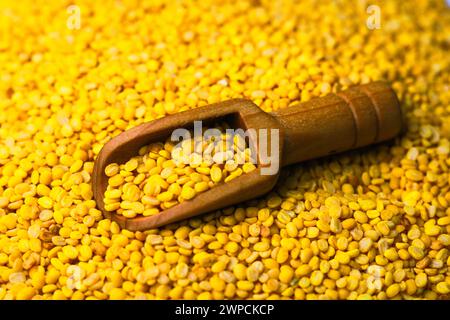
103,124 -> 256,217
0,0 -> 449,300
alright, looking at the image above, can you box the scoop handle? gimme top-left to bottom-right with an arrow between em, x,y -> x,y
271,81 -> 403,166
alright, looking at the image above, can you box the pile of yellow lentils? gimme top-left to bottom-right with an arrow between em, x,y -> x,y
0,0 -> 449,300
103,124 -> 256,218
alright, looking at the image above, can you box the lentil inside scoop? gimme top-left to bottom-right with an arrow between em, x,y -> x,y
103,123 -> 257,218
0,0 -> 449,300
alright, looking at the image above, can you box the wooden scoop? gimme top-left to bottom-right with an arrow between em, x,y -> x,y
92,81 -> 402,231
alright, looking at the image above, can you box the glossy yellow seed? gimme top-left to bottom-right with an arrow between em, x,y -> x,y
254,242 -> 269,252
310,271 -> 324,286
156,191 -> 173,202
108,175 -> 124,187
242,163 -> 256,173
210,166 -> 222,183
122,184 -> 141,202
16,287 -> 36,300
124,158 -> 139,172
279,266 -> 294,284
386,284 -> 400,298
237,280 -> 254,291
409,246 -> 425,260
435,282 -> 450,294
181,186 -> 196,200
415,273 -> 427,288
105,164 -> 120,177
37,197 -> 53,209
194,181 -> 209,193
109,288 -> 127,300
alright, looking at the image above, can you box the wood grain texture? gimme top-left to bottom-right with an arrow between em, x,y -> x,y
92,81 -> 402,231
